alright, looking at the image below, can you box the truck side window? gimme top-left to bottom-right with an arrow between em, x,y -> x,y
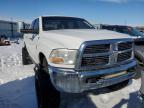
30,19 -> 39,34
34,19 -> 39,32
30,20 -> 35,29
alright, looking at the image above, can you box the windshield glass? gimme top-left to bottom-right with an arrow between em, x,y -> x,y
42,17 -> 95,31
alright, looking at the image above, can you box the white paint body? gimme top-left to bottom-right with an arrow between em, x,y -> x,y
24,16 -> 132,65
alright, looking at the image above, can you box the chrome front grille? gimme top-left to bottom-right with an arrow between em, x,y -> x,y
81,55 -> 109,67
77,39 -> 133,70
83,44 -> 110,54
118,42 -> 133,51
117,51 -> 132,62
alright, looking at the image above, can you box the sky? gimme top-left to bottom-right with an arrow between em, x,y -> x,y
0,0 -> 144,26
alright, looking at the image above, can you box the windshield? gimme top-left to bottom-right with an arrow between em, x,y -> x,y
42,17 -> 95,31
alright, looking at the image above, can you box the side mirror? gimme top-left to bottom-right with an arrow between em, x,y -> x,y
20,29 -> 38,34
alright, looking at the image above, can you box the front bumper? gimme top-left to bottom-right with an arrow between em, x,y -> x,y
49,60 -> 136,93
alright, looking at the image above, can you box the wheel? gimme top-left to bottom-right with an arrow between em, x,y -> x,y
22,47 -> 33,65
108,80 -> 129,91
35,57 -> 60,108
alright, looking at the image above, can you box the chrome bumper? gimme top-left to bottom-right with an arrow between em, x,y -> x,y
49,60 -> 137,93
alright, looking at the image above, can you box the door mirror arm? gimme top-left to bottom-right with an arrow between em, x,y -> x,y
20,29 -> 39,34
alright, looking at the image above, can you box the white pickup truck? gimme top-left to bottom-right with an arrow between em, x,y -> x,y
21,16 -> 137,108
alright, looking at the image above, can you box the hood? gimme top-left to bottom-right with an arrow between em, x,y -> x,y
43,29 -> 132,49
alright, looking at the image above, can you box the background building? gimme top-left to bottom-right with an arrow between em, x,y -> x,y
0,20 -> 30,39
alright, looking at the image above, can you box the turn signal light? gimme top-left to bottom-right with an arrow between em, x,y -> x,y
50,57 -> 64,64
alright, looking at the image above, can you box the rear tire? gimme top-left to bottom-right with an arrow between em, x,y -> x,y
22,47 -> 33,65
35,57 -> 60,108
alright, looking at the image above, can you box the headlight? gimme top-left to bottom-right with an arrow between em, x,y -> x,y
49,49 -> 77,66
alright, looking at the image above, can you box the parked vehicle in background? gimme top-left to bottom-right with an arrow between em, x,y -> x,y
0,35 -> 11,46
21,16 -> 137,108
140,31 -> 144,35
101,25 -> 144,41
136,27 -> 144,35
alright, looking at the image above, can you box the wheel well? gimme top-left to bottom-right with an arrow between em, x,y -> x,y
23,42 -> 26,48
39,53 -> 45,64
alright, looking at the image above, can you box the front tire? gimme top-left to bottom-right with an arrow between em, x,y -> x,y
35,57 -> 60,108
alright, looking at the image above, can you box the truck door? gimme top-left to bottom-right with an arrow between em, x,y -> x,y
30,18 -> 39,62
24,20 -> 35,57
26,19 -> 39,63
